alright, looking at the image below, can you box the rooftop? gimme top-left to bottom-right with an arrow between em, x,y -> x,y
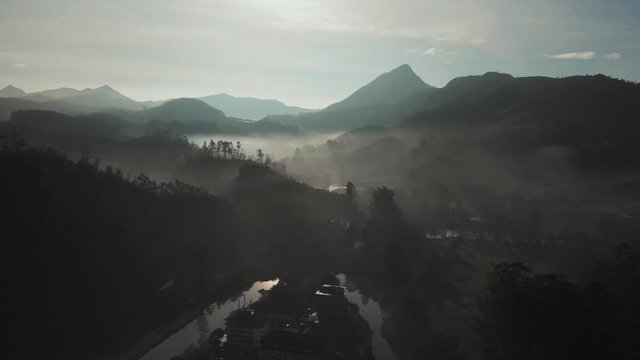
317,284 -> 346,297
225,309 -> 268,329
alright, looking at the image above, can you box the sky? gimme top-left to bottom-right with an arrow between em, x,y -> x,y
1,0 -> 639,108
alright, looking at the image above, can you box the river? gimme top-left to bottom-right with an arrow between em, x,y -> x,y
338,274 -> 397,360
140,279 -> 279,360
140,276 -> 396,360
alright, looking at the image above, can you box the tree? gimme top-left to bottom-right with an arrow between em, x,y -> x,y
346,181 -> 357,201
217,140 -> 223,158
475,254 -> 640,360
256,149 -> 264,163
371,186 -> 399,218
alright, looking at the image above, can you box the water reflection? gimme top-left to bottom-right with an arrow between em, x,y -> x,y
141,279 -> 278,360
338,274 -> 397,360
140,276 -> 396,360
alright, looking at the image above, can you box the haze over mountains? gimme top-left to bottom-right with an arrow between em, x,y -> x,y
3,63 -> 639,146
198,93 -> 315,120
5,63 -> 640,183
325,64 -> 434,111
265,64 -> 438,132
4,63 -> 640,360
0,85 -> 26,98
0,84 -> 315,121
5,0 -> 640,358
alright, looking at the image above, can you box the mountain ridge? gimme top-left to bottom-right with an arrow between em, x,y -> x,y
0,85 -> 27,98
324,64 -> 435,112
265,64 -> 437,132
197,93 -> 315,120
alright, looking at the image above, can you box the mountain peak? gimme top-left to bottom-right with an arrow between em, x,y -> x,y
0,85 -> 27,98
390,63 -> 414,74
325,64 -> 434,111
143,97 -> 227,123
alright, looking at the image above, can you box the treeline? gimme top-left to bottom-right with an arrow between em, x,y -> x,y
342,184 -> 640,360
4,137 -> 638,360
344,186 -> 471,360
476,245 -> 640,360
1,144 -> 244,358
196,138 -> 285,173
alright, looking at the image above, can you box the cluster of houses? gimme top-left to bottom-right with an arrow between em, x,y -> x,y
222,282 -> 372,360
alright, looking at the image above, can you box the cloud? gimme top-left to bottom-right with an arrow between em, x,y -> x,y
405,46 -> 454,56
603,52 -> 622,60
434,36 -> 486,45
546,51 -> 597,60
424,47 -> 443,55
13,63 -> 28,68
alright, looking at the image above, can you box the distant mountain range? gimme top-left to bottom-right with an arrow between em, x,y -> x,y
0,85 -> 144,116
197,93 -> 315,120
0,85 -> 314,121
1,65 -> 434,130
322,71 -> 640,177
3,66 -> 639,148
125,98 -> 295,134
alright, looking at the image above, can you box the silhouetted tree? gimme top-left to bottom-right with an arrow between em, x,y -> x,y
256,149 -> 264,163
346,181 -> 357,201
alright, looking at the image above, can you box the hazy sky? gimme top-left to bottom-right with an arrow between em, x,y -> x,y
1,0 -> 639,108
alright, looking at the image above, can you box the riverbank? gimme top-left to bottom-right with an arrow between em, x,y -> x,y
106,272 -> 273,360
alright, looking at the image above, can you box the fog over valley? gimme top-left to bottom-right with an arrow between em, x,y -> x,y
2,1 -> 640,360
187,132 -> 343,164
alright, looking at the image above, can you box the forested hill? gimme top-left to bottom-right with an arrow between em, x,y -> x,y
399,73 -> 640,169
2,145 -> 239,358
0,143 -> 354,359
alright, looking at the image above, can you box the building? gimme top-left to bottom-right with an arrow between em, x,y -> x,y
314,285 -> 350,325
249,284 -> 303,328
225,309 -> 270,359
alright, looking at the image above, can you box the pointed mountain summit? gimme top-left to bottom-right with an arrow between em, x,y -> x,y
0,85 -> 27,98
325,64 -> 435,111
